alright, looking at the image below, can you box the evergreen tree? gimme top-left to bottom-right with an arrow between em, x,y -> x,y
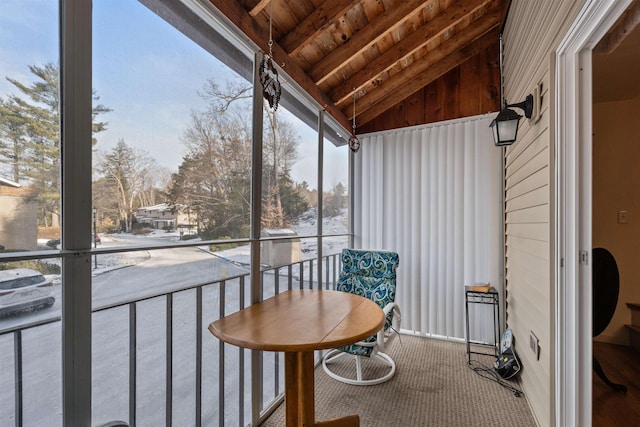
324,182 -> 346,217
0,63 -> 111,226
279,175 -> 309,221
0,97 -> 28,182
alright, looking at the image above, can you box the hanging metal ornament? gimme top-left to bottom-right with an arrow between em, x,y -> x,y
260,54 -> 281,110
259,1 -> 281,110
349,133 -> 361,153
349,90 -> 361,153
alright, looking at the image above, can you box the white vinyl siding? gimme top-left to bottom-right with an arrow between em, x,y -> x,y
502,1 -> 587,426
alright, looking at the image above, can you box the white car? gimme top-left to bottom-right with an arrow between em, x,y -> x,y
0,268 -> 55,316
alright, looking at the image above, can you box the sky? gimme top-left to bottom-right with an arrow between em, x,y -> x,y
0,0 -> 348,190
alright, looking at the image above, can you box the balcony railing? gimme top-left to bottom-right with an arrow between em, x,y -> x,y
1,252 -> 343,427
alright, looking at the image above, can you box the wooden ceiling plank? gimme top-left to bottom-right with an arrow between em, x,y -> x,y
333,5 -> 500,105
328,0 -> 494,102
247,0 -> 270,17
348,23 -> 497,116
355,29 -> 499,125
280,0 -> 363,56
593,0 -> 640,54
207,0 -> 351,131
310,0 -> 433,85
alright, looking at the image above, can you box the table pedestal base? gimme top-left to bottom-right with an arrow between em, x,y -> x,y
284,351 -> 359,427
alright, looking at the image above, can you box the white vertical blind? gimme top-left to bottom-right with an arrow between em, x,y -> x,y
354,114 -> 501,341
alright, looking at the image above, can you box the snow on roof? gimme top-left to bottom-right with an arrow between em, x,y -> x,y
138,203 -> 190,212
0,176 -> 21,188
139,203 -> 170,211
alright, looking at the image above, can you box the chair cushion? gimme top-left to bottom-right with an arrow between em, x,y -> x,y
340,249 -> 399,280
336,249 -> 399,357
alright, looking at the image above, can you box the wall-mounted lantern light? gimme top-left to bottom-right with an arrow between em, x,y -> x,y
490,94 -> 534,146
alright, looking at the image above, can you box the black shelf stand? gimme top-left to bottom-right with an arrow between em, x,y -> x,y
465,286 -> 500,364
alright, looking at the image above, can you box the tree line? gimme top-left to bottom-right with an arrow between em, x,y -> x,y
0,64 -> 347,240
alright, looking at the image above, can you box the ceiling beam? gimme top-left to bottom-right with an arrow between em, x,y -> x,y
352,28 -> 499,125
207,0 -> 351,131
246,0 -> 270,17
310,0 -> 432,85
593,0 -> 640,54
279,0 -> 362,56
328,0 -> 494,104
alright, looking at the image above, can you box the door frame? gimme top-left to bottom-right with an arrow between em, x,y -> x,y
554,0 -> 631,425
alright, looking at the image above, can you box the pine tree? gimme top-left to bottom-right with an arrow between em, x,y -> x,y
0,63 -> 111,226
323,182 -> 346,217
0,97 -> 28,182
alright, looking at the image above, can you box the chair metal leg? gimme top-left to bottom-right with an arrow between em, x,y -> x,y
322,349 -> 396,386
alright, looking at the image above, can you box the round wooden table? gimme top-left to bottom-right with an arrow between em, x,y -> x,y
209,289 -> 385,427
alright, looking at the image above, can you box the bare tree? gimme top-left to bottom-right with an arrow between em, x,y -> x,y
169,76 -> 307,237
262,110 -> 300,228
198,79 -> 252,113
96,139 -> 158,232
171,102 -> 252,237
137,165 -> 172,208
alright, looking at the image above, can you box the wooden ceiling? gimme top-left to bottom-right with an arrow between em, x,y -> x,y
209,0 -> 508,132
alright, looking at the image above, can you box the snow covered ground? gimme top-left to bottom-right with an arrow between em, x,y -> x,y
1,209 -> 350,426
216,207 -> 348,266
36,208 -> 348,279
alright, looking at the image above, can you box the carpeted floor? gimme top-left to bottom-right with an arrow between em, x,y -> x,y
261,335 -> 537,427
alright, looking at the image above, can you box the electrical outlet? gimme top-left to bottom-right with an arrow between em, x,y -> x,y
529,331 -> 540,360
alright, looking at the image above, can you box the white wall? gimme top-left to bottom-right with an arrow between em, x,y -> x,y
0,192 -> 38,251
593,94 -> 640,345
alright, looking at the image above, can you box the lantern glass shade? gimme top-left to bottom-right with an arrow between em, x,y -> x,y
489,108 -> 522,146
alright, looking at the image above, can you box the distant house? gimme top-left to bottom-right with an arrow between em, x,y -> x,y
0,177 -> 38,251
135,203 -> 196,233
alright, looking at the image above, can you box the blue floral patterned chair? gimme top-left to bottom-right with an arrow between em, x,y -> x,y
322,248 -> 401,385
